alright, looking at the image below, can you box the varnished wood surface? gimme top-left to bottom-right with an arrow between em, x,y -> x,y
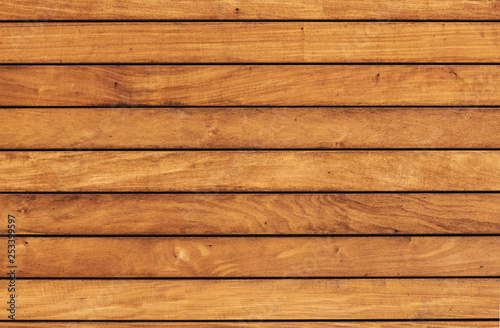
8,236 -> 500,277
6,279 -> 497,320
2,0 -> 498,323
3,107 -> 500,149
1,151 -> 499,192
1,66 -> 500,106
1,0 -> 499,20
6,193 -> 500,235
0,323 -> 497,328
2,23 -> 500,63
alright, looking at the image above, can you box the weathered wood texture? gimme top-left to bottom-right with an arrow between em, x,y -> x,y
6,279 -> 497,320
5,193 -> 500,235
1,0 -> 499,20
1,66 -> 500,106
0,323 -> 497,328
3,107 -> 500,149
2,23 -> 500,63
0,151 -> 499,192
7,236 -> 500,277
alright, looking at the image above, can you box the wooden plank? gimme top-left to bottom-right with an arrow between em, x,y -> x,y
4,107 -> 500,149
7,236 -> 500,277
0,324 -> 496,328
7,279 -> 497,320
1,66 -> 500,106
2,322 -> 493,328
6,193 -> 500,235
0,324 -> 498,328
1,0 -> 499,20
2,23 -> 500,63
0,151 -> 499,192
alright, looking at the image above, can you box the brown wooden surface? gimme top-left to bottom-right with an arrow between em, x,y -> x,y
2,0 -> 498,324
1,151 -> 499,192
6,193 -> 500,235
3,107 -> 500,149
6,279 -> 497,320
1,0 -> 499,20
1,65 -> 500,106
2,23 -> 500,63
8,236 -> 500,277
0,324 -> 497,328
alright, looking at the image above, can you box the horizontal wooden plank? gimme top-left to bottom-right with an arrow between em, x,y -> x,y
0,323 -> 496,328
8,237 -> 500,277
7,279 -> 497,319
4,107 -> 500,149
2,23 -> 500,63
6,193 -> 500,235
0,151 -> 499,192
1,0 -> 499,20
1,66 -> 499,106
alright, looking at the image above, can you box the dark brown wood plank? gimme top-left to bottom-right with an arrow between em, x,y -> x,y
3,107 -> 500,149
1,0 -> 499,20
7,236 -> 500,277
5,193 -> 500,235
2,23 -> 499,63
1,66 -> 499,106
0,151 -> 499,192
7,279 -> 497,320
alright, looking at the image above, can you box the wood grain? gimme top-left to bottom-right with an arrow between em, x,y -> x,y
2,23 -> 499,63
1,151 -> 500,192
3,0 -> 499,324
6,193 -> 500,235
8,236 -> 500,277
1,66 -> 500,106
7,279 -> 497,320
0,323 -> 496,328
3,107 -> 500,149
1,0 -> 499,20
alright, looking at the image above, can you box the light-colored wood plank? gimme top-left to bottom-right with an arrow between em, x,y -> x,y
8,236 -> 500,277
1,66 -> 499,106
3,107 -> 500,149
1,0 -> 499,20
6,193 -> 500,235
7,279 -> 497,320
2,23 -> 500,63
0,323 -> 496,328
0,151 -> 499,192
